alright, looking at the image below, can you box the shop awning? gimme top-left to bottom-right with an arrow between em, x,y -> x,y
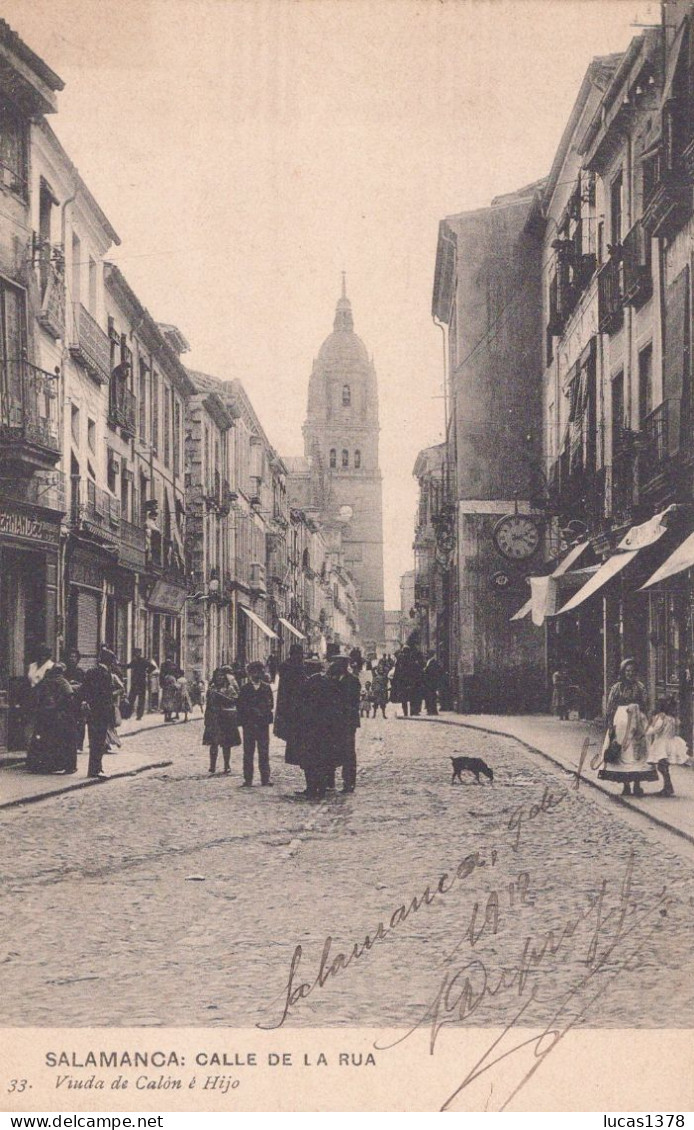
278,616 -> 306,640
241,605 -> 278,639
641,530 -> 694,589
556,509 -> 674,615
148,578 -> 188,614
552,540 -> 590,575
510,597 -> 532,621
557,550 -> 638,614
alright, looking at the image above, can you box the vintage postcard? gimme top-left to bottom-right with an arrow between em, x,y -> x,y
0,0 -> 693,1115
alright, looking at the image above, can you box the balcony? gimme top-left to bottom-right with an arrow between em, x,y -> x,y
0,357 -> 61,471
597,255 -> 623,335
69,303 -> 111,384
622,221 -> 652,309
37,259 -> 65,341
71,477 -> 120,546
250,561 -> 267,595
0,468 -> 65,513
638,401 -> 671,488
108,379 -> 136,435
642,166 -> 692,241
119,518 -> 147,571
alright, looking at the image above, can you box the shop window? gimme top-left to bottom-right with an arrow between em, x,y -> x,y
342,449 -> 349,468
329,448 -> 336,468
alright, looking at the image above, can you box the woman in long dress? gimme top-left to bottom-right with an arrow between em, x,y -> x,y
203,669 -> 241,773
598,658 -> 658,797
25,664 -> 77,774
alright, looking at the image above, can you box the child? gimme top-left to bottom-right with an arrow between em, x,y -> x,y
189,671 -> 206,714
160,671 -> 178,723
646,695 -> 690,797
360,682 -> 372,718
237,661 -> 274,787
203,669 -> 241,773
175,672 -> 192,723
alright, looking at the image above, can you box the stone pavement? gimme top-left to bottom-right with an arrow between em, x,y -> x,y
2,712 -> 694,1031
0,709 -> 201,809
403,711 -> 694,847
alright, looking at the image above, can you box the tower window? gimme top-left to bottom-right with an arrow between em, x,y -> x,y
329,448 -> 336,469
342,449 -> 349,468
342,384 -> 351,406
354,449 -> 361,469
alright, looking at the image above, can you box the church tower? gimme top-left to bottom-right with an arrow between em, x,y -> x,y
303,278 -> 385,649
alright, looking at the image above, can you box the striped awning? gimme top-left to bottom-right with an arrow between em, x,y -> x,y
278,616 -> 306,640
241,605 -> 278,640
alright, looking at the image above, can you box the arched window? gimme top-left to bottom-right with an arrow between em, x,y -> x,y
342,449 -> 349,468
302,548 -> 310,570
354,449 -> 361,469
342,384 -> 351,407
329,448 -> 336,469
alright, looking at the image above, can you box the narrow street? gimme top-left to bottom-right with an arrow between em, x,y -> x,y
1,712 -> 693,1032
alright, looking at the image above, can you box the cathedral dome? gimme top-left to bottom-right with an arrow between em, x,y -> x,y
316,280 -> 370,371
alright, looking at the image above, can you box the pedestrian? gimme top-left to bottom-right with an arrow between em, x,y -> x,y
175,672 -> 192,722
237,661 -> 275,787
189,671 -> 207,714
159,653 -> 178,681
371,661 -> 389,719
274,644 -> 308,772
27,643 -> 54,688
25,663 -> 77,774
160,670 -> 178,722
390,633 -> 425,716
598,658 -> 658,797
64,648 -> 86,752
203,668 -> 241,774
125,647 -> 157,720
551,663 -> 570,720
82,647 -> 117,778
298,661 -> 341,800
423,651 -> 444,715
266,653 -> 278,683
360,681 -> 372,717
330,657 -> 360,793
646,695 -> 690,797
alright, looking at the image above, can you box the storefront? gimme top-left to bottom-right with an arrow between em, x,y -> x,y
146,577 -> 187,670
0,501 -> 61,753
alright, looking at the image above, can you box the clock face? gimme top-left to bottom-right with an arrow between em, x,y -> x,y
493,514 -> 541,560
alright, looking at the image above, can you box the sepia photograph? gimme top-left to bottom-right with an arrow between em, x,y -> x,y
0,0 -> 693,1115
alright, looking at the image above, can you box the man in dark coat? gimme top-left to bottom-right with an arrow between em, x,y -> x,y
237,661 -> 274,787
64,648 -> 86,751
125,647 -> 157,720
330,658 -> 361,793
82,647 -> 117,778
391,633 -> 425,716
299,663 -> 342,799
274,644 -> 307,767
423,651 -> 444,716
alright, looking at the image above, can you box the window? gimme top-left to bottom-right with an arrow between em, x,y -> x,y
0,101 -> 27,196
138,358 -> 148,442
151,371 -> 159,453
354,449 -> 361,469
341,449 -> 349,468
329,448 -> 336,469
612,370 -> 625,451
173,399 -> 181,477
87,418 -> 96,454
610,171 -> 623,248
342,384 -> 351,406
88,257 -> 97,315
38,179 -> 55,300
163,388 -> 171,467
71,233 -> 81,307
71,404 -> 80,446
638,344 -> 653,425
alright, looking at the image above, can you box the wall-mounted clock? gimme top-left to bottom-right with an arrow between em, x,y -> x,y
492,513 -> 541,561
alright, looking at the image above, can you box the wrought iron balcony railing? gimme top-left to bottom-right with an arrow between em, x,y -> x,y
597,255 -> 623,334
0,357 -> 61,466
638,400 -> 671,486
69,303 -> 111,384
108,379 -> 136,435
71,476 -> 120,542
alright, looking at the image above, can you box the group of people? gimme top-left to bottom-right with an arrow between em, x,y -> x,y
373,634 -> 447,718
199,647 -> 360,799
598,658 -> 690,798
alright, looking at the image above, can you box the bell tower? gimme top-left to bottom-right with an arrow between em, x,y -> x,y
303,278 -> 385,649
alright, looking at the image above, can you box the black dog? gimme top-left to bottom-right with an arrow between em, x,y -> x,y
450,756 -> 494,785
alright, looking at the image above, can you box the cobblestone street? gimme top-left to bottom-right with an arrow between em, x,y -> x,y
2,713 -> 694,1031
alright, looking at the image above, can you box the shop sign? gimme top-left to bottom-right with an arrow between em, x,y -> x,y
148,578 -> 187,614
0,506 -> 59,546
70,549 -> 103,591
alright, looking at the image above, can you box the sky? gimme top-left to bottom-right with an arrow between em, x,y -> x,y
5,0 -> 661,606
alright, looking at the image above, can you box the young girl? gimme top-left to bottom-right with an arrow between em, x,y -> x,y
203,669 -> 241,773
646,695 -> 690,797
175,673 -> 192,722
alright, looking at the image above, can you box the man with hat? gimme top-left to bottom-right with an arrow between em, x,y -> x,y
328,656 -> 361,793
81,646 -> 117,778
237,660 -> 275,787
